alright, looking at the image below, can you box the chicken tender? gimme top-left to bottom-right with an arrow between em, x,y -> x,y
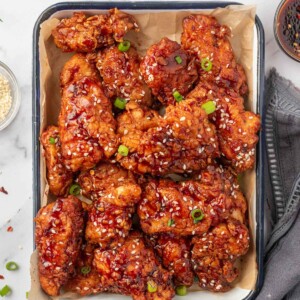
58,54 -> 118,172
191,221 -> 250,292
181,14 -> 248,96
140,37 -> 198,105
92,45 -> 152,107
35,196 -> 84,296
40,126 -> 73,196
188,82 -> 260,172
93,231 -> 175,300
116,99 -> 219,175
147,234 -> 194,287
52,8 -> 139,53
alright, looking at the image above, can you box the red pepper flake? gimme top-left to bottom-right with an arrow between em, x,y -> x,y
0,186 -> 8,194
0,275 -> 4,280
7,226 -> 13,232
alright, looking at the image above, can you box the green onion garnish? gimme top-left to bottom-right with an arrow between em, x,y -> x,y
118,145 -> 129,156
175,56 -> 182,64
201,101 -> 216,114
168,219 -> 174,227
118,40 -> 131,52
176,285 -> 187,296
201,58 -> 213,71
114,97 -> 126,110
173,91 -> 183,102
0,285 -> 11,297
26,291 -> 29,298
81,266 -> 91,275
69,184 -> 81,196
191,209 -> 204,223
6,261 -> 19,271
49,137 -> 56,144
147,280 -> 157,293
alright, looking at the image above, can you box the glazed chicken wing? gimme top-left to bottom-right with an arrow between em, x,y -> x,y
147,234 -> 194,287
116,99 -> 219,175
40,126 -> 73,196
93,231 -> 175,300
181,14 -> 248,96
91,45 -> 152,107
140,37 -> 198,105
58,54 -> 118,172
191,221 -> 250,292
35,196 -> 84,296
52,8 -> 139,53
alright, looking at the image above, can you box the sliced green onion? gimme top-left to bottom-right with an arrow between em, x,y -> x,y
173,91 -> 184,102
201,58 -> 213,72
147,280 -> 157,293
6,261 -> 19,271
118,40 -> 131,52
191,209 -> 204,224
167,219 -> 174,227
69,184 -> 81,196
26,291 -> 29,299
201,101 -> 216,114
0,285 -> 11,297
49,137 -> 56,144
176,285 -> 187,296
175,56 -> 182,64
114,97 -> 126,110
81,266 -> 91,275
118,145 -> 129,157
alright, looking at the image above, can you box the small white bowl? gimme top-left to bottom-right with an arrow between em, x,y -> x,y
0,61 -> 21,131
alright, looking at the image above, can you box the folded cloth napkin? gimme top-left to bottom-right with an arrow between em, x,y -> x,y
256,69 -> 300,300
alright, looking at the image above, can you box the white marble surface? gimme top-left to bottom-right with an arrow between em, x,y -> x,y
0,0 -> 299,299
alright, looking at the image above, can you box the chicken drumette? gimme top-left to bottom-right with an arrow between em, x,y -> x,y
35,196 -> 84,296
140,37 -> 198,105
58,53 -> 118,172
40,126 -> 73,196
52,8 -> 139,53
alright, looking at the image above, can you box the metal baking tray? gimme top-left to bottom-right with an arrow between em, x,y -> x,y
32,2 -> 265,299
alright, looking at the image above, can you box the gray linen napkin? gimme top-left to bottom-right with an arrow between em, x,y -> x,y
256,69 -> 300,300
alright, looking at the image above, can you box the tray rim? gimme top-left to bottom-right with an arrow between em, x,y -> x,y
32,2 -> 265,299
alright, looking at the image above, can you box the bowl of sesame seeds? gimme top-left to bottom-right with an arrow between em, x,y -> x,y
0,61 -> 20,131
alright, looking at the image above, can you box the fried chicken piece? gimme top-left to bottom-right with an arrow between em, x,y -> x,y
40,126 -> 73,196
147,234 -> 194,287
140,37 -> 198,105
116,99 -> 219,175
93,231 -> 175,300
78,162 -> 141,205
188,82 -> 260,172
181,14 -> 248,96
58,54 -> 118,172
35,196 -> 84,296
91,45 -> 152,107
138,179 -> 213,236
52,8 -> 139,53
191,221 -> 250,292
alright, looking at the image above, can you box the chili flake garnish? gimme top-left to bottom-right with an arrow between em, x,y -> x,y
0,187 -> 8,194
7,226 -> 13,232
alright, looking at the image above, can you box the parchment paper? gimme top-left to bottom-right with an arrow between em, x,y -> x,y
30,5 -> 257,300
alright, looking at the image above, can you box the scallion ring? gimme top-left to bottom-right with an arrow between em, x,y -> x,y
173,91 -> 184,102
0,285 -> 12,297
6,261 -> 19,271
147,280 -> 157,293
175,55 -> 182,64
81,266 -> 91,275
49,137 -> 56,144
176,285 -> 187,296
168,219 -> 174,227
118,145 -> 129,157
191,209 -> 204,224
201,101 -> 216,114
201,58 -> 213,72
114,97 -> 127,110
118,40 -> 131,52
69,184 -> 81,196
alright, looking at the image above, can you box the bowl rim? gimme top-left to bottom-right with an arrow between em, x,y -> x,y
0,60 -> 21,131
274,0 -> 300,63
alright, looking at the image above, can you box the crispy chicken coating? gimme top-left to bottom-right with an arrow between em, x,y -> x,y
116,99 -> 219,175
58,54 -> 118,172
188,82 -> 260,172
140,37 -> 198,105
40,126 -> 73,196
52,8 -> 139,53
147,234 -> 194,287
35,196 -> 84,296
191,221 -> 250,292
78,162 -> 141,206
181,14 -> 248,96
93,231 -> 175,300
91,45 -> 152,107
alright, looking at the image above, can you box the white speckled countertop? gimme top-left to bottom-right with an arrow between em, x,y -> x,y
0,0 -> 299,299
